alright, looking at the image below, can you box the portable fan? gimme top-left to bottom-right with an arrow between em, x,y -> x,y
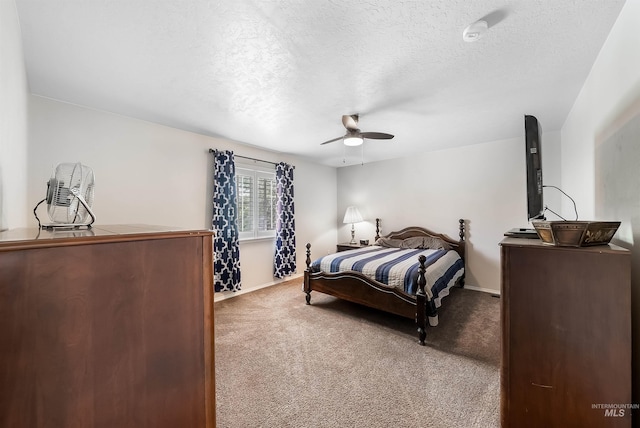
34,162 -> 96,229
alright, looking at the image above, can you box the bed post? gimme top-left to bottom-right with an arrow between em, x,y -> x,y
375,218 -> 381,241
458,219 -> 466,288
304,243 -> 311,304
415,254 -> 427,346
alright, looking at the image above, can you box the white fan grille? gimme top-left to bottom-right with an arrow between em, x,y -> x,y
47,163 -> 95,224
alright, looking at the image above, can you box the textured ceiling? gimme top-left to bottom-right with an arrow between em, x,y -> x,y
15,0 -> 626,167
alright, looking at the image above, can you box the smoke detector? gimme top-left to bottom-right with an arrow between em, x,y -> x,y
463,20 -> 488,42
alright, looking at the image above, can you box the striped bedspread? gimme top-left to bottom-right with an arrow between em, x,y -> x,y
311,245 -> 464,302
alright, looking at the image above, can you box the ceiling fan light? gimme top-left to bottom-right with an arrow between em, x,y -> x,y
344,136 -> 363,146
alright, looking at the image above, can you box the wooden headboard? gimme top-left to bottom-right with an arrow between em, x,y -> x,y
374,218 -> 466,260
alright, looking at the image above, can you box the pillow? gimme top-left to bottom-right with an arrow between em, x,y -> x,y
400,236 -> 451,250
424,236 -> 451,250
375,237 -> 403,248
399,236 -> 426,249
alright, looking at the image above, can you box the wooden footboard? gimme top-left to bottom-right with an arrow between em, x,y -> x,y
304,244 -> 432,345
304,263 -> 418,320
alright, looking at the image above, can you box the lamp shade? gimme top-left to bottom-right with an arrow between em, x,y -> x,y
343,206 -> 363,224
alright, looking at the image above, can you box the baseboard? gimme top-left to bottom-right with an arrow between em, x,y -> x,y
214,273 -> 304,302
215,276 -> 499,302
464,284 -> 501,296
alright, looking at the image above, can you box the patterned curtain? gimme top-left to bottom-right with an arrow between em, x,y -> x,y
274,162 -> 296,278
212,150 -> 241,292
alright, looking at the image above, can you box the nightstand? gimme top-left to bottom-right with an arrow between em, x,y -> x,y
336,242 -> 369,252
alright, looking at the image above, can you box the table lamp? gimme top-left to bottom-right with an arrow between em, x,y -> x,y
343,206 -> 363,244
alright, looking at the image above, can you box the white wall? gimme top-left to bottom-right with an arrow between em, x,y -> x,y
560,0 -> 640,409
0,0 -> 29,230
337,130 -> 561,294
27,96 -> 337,296
562,0 -> 640,222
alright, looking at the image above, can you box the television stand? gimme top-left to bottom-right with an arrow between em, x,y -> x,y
504,228 -> 539,239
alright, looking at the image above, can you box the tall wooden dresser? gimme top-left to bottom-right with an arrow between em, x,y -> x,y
0,225 -> 215,428
500,237 -> 631,427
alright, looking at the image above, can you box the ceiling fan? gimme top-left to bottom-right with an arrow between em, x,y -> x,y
321,114 -> 394,146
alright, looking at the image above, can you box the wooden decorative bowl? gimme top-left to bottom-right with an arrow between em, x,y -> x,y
532,220 -> 620,247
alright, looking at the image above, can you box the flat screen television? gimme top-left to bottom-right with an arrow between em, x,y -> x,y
524,115 -> 544,221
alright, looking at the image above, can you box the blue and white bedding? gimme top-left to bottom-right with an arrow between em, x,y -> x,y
311,245 -> 464,305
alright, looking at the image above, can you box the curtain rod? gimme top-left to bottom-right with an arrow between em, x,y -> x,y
208,149 -> 294,168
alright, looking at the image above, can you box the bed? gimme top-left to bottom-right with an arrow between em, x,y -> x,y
303,219 -> 466,345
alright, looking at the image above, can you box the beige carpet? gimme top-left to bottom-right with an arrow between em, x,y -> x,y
214,279 -> 500,428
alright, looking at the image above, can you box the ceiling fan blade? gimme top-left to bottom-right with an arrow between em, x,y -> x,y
320,135 -> 344,145
342,114 -> 359,131
360,132 -> 394,140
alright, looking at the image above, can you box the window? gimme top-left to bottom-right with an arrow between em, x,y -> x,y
236,165 -> 277,240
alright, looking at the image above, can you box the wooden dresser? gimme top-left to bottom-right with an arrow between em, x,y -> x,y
500,237 -> 631,427
0,225 -> 215,428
